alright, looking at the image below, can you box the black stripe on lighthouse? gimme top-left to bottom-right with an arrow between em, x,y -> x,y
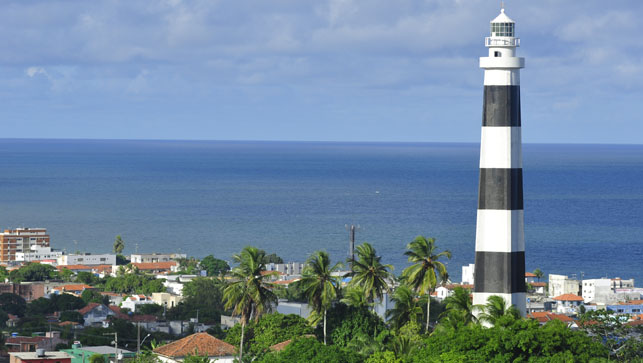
474,251 -> 526,293
482,86 -> 521,127
478,168 -> 523,210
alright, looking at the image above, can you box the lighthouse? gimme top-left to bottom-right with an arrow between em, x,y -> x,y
473,8 -> 526,316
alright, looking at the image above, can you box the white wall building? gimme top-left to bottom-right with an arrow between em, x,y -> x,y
265,262 -> 304,276
549,274 -> 580,298
58,253 -> 116,266
462,263 -> 475,285
582,278 -> 613,304
15,245 -> 62,263
121,295 -> 155,312
130,253 -> 186,263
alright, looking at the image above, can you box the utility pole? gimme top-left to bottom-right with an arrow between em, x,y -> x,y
137,322 -> 141,356
103,332 -> 118,363
345,224 -> 359,272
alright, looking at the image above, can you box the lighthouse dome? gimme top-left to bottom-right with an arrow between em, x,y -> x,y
490,9 -> 514,37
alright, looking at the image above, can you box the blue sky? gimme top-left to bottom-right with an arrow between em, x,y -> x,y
1,0 -> 642,143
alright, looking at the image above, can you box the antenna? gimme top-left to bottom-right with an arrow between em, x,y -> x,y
344,224 -> 360,272
501,1 -> 504,10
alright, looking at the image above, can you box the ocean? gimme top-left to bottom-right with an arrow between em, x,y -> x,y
0,139 -> 641,283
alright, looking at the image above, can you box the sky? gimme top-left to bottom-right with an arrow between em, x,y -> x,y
1,0 -> 642,144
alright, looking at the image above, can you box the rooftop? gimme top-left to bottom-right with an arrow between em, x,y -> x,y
79,346 -> 134,355
553,294 -> 584,302
154,332 -> 236,358
269,335 -> 316,352
10,352 -> 72,360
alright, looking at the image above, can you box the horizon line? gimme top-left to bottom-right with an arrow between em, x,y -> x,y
1,137 -> 642,147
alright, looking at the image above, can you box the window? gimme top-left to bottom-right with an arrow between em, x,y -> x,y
494,51 -> 501,57
491,22 -> 514,37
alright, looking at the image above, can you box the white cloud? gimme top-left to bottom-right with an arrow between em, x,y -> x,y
26,66 -> 48,78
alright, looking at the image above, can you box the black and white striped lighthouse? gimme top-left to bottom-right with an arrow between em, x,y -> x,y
473,8 -> 526,315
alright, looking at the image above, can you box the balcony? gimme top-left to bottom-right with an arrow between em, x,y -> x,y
485,37 -> 520,47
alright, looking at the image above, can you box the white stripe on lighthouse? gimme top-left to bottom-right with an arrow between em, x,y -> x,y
484,69 -> 520,86
479,127 -> 522,169
475,210 -> 524,252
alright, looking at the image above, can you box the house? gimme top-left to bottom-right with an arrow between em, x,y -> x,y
275,300 -> 312,319
553,294 -> 584,315
5,333 -> 67,355
63,344 -> 135,363
10,351 -> 72,363
606,300 -> 643,316
58,253 -> 116,267
530,282 -> 546,294
549,274 -> 580,298
121,295 -> 155,312
92,265 -> 113,277
528,312 -> 578,328
130,253 -> 186,263
0,283 -> 45,301
434,284 -> 474,301
78,303 -> 116,327
525,272 -> 537,284
100,292 -> 126,306
131,262 -> 177,274
151,292 -> 183,309
153,332 -> 236,363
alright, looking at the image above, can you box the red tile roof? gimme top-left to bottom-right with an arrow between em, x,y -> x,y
618,299 -> 643,305
528,312 -> 574,323
56,265 -> 92,270
78,303 -> 101,315
53,284 -> 94,292
269,335 -> 316,352
525,272 -> 537,277
553,294 -> 584,302
531,282 -> 546,287
154,333 -> 236,357
272,278 -> 301,285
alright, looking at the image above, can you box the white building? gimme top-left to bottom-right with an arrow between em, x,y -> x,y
121,294 -> 155,312
548,274 -> 580,298
461,263 -> 475,285
265,262 -> 304,276
15,245 -> 62,263
58,253 -> 116,266
130,253 -> 186,263
582,278 -> 613,303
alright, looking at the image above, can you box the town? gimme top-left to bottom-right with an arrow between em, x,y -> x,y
0,227 -> 640,362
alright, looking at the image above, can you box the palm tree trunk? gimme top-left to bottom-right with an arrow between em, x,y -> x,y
239,320 -> 245,362
425,294 -> 431,333
323,309 -> 327,345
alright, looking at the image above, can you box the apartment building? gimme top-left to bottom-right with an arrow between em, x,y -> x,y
15,245 -> 62,263
0,228 -> 50,262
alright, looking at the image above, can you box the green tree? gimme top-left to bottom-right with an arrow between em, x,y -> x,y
59,268 -> 74,282
578,309 -> 642,361
386,285 -> 424,331
81,289 -> 109,305
76,271 -> 100,285
340,286 -> 372,310
0,266 -> 9,282
183,354 -> 210,363
225,313 -> 313,359
178,277 -> 225,323
0,293 -> 27,317
113,235 -> 125,254
401,236 -> 451,333
297,251 -> 342,345
257,337 -> 361,363
533,268 -> 544,282
325,303 -> 386,348
349,243 -> 393,307
52,293 -> 87,311
199,255 -> 230,276
89,354 -> 105,363
261,252 -> 284,264
478,295 -> 520,327
9,263 -> 57,282
441,286 -> 479,326
223,246 -> 278,362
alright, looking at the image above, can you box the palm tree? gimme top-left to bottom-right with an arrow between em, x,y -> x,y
478,295 -> 521,327
340,286 -> 372,309
223,246 -> 278,362
401,235 -> 451,333
298,251 -> 342,345
386,284 -> 424,330
533,268 -> 544,282
441,286 -> 480,326
349,242 -> 393,307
